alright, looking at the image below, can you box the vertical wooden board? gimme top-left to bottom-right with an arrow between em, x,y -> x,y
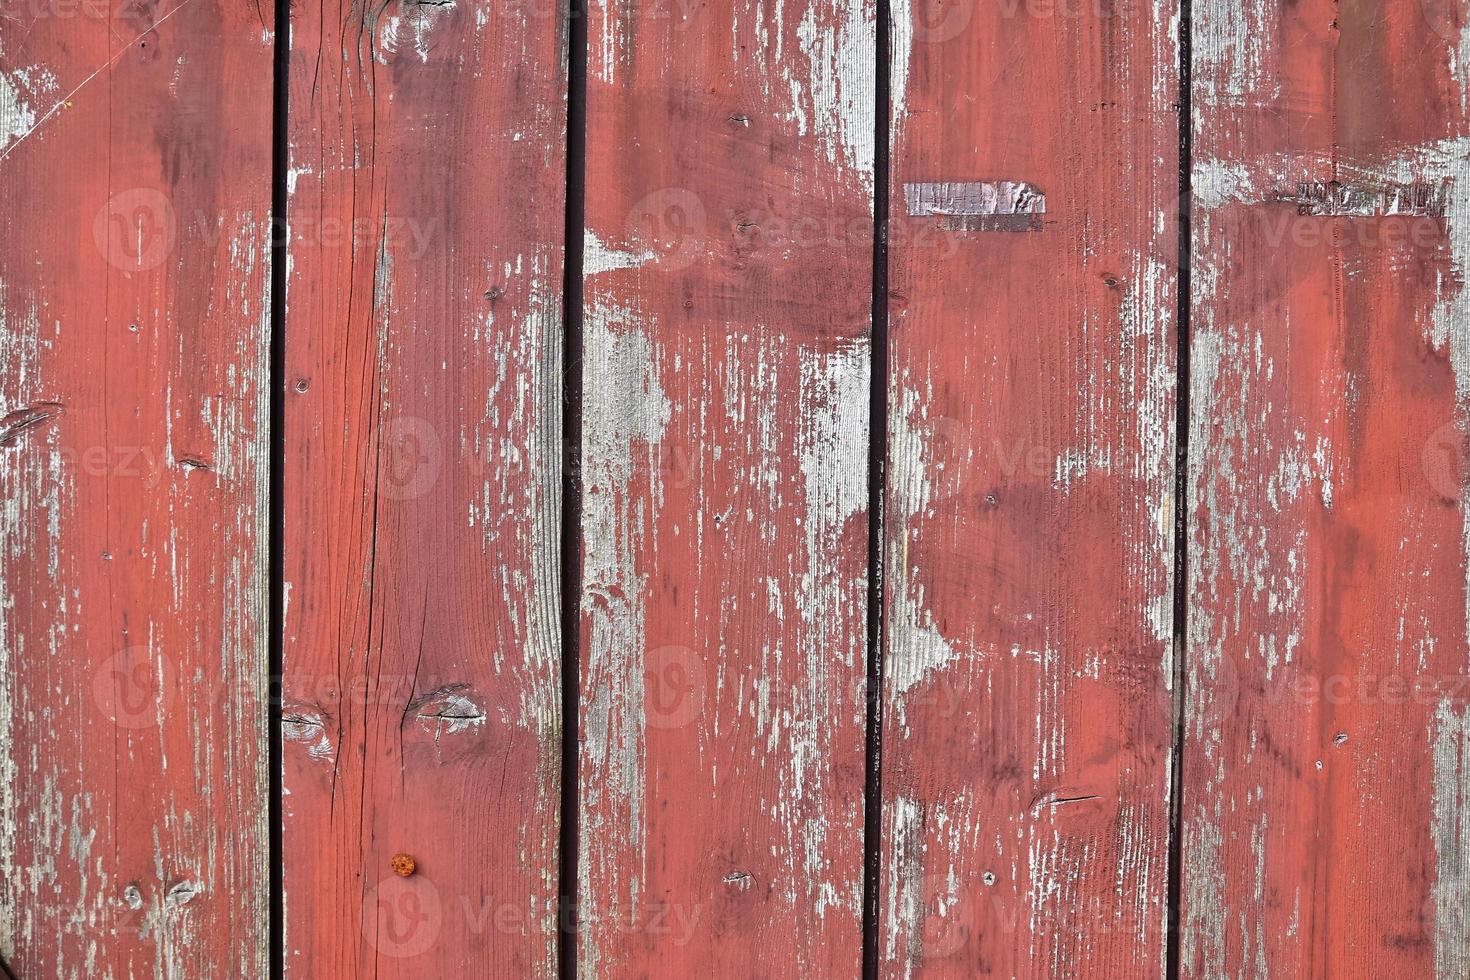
0,3 -> 273,976
880,1 -> 1179,975
1184,1 -> 1470,975
578,2 -> 873,974
282,2 -> 566,974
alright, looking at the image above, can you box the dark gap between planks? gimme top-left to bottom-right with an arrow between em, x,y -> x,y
557,0 -> 590,976
267,0 -> 290,975
250,4 -> 1189,974
861,1 -> 893,977
1165,0 -> 1194,976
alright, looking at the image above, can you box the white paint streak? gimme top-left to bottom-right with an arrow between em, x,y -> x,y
1395,142 -> 1470,665
592,0 -> 632,86
462,248 -> 563,749
0,65 -> 58,158
793,1 -> 876,192
579,298 -> 670,972
0,287 -> 64,967
0,71 -> 37,153
790,340 -> 868,931
886,379 -> 964,711
884,795 -> 925,971
583,230 -> 656,276
1432,702 -> 1470,979
888,0 -> 912,149
1192,0 -> 1277,108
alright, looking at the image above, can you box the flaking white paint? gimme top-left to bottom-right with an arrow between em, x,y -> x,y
886,379 -> 965,716
1432,702 -> 1470,979
0,71 -> 36,153
793,2 -> 876,193
579,297 -> 671,973
584,230 -> 656,276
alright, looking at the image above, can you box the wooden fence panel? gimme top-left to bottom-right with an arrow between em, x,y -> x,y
577,2 -> 875,974
0,3 -> 274,976
18,0 -> 1470,974
880,1 -> 1180,975
1183,1 -> 1470,976
281,3 -> 567,974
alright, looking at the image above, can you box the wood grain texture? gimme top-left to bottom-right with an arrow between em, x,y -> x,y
281,2 -> 566,974
1184,1 -> 1470,975
578,2 -> 874,973
0,2 -> 273,976
880,1 -> 1180,975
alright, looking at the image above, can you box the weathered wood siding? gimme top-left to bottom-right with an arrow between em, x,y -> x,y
577,1 -> 875,973
1183,1 -> 1470,976
5,0 -> 1470,976
281,2 -> 567,974
0,3 -> 274,976
880,1 -> 1180,975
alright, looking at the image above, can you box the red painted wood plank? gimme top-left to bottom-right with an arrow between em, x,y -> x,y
578,5 -> 874,974
880,3 -> 1180,975
1183,2 -> 1470,975
281,4 -> 566,974
0,4 -> 274,975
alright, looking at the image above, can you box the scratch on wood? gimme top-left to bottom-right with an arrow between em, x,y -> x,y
1030,790 -> 1104,812
0,402 -> 61,447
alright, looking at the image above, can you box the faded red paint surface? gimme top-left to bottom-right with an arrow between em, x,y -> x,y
577,3 -> 874,975
1183,2 -> 1470,976
0,3 -> 274,976
9,0 -> 1470,975
281,3 -> 567,974
880,2 -> 1180,975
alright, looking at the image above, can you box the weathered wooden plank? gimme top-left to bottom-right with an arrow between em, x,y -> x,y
1184,2 -> 1470,975
0,3 -> 274,976
281,3 -> 566,973
880,2 -> 1180,975
578,3 -> 874,973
